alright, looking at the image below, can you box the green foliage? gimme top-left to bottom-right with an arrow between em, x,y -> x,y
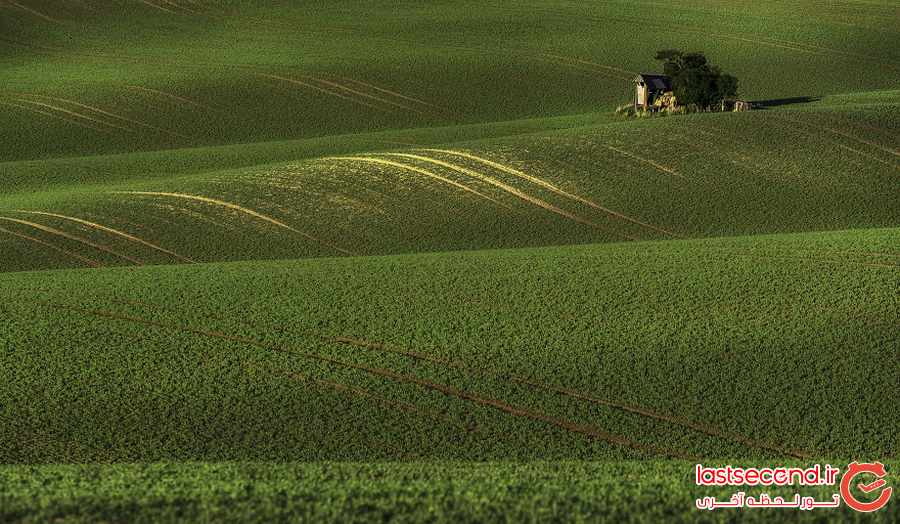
1,228 -> 898,463
1,1 -> 898,161
2,2 -> 899,520
655,50 -> 740,108
3,461 -> 898,523
2,97 -> 899,274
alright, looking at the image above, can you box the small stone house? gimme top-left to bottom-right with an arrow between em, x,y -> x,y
633,73 -> 673,111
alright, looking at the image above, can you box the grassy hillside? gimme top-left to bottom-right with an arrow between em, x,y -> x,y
2,94 -> 898,273
2,0 -> 899,160
3,1 -> 899,521
4,461 -> 898,523
2,228 -> 897,463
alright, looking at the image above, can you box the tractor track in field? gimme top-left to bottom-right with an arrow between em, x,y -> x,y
10,210 -> 195,264
299,75 -> 429,116
40,301 -> 694,459
283,369 -> 478,433
112,191 -> 355,256
325,337 -> 812,460
125,85 -> 210,110
383,153 -> 635,240
2,0 -> 60,24
325,156 -> 514,211
4,99 -> 125,132
0,100 -> 110,133
61,294 -> 810,459
538,53 -> 634,80
421,149 -> 680,239
770,114 -> 900,166
258,73 -> 390,113
602,145 -> 690,182
138,0 -> 179,15
837,144 -> 900,170
260,72 -> 444,117
11,93 -> 192,140
0,216 -> 143,265
0,226 -> 102,268
10,99 -> 132,132
159,0 -> 199,15
338,77 -> 444,111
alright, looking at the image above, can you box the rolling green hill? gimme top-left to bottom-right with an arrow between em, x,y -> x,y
3,228 -> 898,464
2,1 -> 898,522
2,0 -> 899,160
2,94 -> 898,273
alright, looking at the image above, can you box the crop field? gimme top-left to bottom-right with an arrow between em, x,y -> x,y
1,0 -> 898,522
3,461 -> 899,523
2,97 -> 898,272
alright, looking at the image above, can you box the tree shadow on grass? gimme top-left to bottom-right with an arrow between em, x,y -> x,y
750,96 -> 821,109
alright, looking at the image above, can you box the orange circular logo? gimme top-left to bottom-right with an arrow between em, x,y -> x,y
840,462 -> 892,513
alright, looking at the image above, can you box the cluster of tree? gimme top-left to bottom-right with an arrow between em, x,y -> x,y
655,49 -> 738,109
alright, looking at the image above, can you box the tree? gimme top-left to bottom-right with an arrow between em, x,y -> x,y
655,50 -> 738,109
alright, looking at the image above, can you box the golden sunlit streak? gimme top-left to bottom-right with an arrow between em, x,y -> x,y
113,191 -> 354,256
13,211 -> 195,263
423,149 -> 680,238
384,153 -> 635,240
0,216 -> 143,265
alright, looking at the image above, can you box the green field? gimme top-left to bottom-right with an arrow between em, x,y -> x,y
1,0 -> 898,521
3,462 -> 898,523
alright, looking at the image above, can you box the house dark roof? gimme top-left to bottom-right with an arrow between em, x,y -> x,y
635,73 -> 672,91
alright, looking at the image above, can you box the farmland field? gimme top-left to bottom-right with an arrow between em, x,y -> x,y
1,0 -> 898,522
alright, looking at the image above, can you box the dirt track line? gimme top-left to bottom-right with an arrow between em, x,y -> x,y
710,32 -> 813,53
125,85 -> 208,109
138,0 -> 177,14
75,294 -> 804,459
540,53 -> 634,78
12,210 -> 195,263
817,126 -> 899,158
158,0 -> 198,14
530,54 -> 623,80
421,148 -> 680,238
761,35 -> 900,69
284,370 -> 475,432
0,216 -> 143,265
113,191 -> 355,256
0,100 -> 109,133
339,77 -> 441,109
6,0 -> 60,23
14,99 -> 132,131
508,376 -> 811,459
384,153 -> 635,240
838,145 -> 899,170
20,94 -> 190,139
43,303 -> 688,459
258,73 -> 388,112
0,226 -> 102,267
327,336 -> 809,459
303,75 -> 428,115
340,359 -> 694,459
772,114 -> 900,160
603,145 -> 689,181
326,156 -> 514,211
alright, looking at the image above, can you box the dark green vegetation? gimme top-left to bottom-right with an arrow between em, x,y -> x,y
2,94 -> 899,272
2,0 -> 899,161
3,462 -> 898,523
2,229 -> 898,462
655,49 -> 738,108
2,0 -> 899,522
